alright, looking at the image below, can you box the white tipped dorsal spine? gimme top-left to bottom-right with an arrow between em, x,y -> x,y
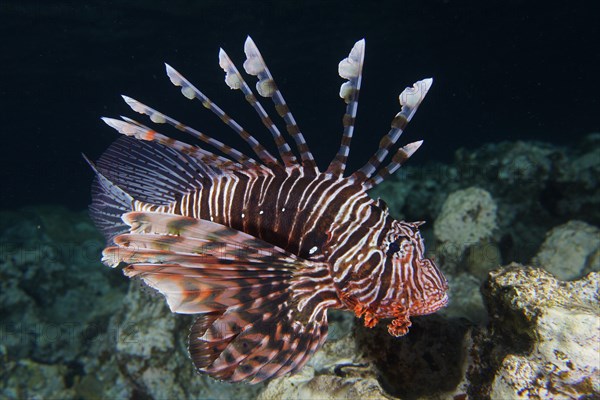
402,140 -> 423,158
398,78 -> 433,118
101,117 -> 137,136
243,36 -> 276,98
243,37 -> 265,76
326,39 -> 366,176
219,49 -> 242,90
338,39 -> 365,103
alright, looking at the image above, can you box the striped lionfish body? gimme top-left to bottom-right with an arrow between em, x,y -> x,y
87,37 -> 448,384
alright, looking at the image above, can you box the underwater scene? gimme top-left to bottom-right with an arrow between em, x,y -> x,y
1,1 -> 598,399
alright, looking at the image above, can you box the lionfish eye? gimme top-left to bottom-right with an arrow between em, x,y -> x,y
387,240 -> 402,256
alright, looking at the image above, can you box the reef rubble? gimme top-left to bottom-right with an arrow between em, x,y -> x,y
1,135 -> 598,399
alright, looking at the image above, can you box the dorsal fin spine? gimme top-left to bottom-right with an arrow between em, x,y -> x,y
118,97 -> 260,168
165,63 -> 280,167
218,48 -> 298,167
354,78 -> 432,182
243,36 -> 318,173
327,39 -> 366,176
362,140 -> 423,190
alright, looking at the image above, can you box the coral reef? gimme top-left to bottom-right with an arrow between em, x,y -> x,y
372,133 -> 600,265
87,283 -> 264,399
0,206 -> 127,399
258,334 -> 389,400
482,265 -> 599,399
433,186 -> 499,275
258,265 -> 599,400
1,352 -> 76,399
1,135 -> 599,399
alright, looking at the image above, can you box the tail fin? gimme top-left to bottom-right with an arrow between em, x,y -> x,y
85,135 -> 219,243
84,153 -> 133,242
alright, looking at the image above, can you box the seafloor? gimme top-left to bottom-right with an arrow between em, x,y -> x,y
1,135 -> 599,399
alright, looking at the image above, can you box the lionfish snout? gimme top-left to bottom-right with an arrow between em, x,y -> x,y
379,252 -> 448,337
410,257 -> 449,316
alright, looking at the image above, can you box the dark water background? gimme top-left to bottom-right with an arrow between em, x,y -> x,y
1,0 -> 598,210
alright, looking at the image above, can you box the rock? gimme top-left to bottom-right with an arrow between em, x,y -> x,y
433,187 -> 499,273
441,272 -> 487,323
326,309 -> 355,340
463,239 -> 502,280
98,283 -> 265,400
553,133 -> 600,223
258,333 -> 390,400
259,373 -> 389,400
0,352 -> 75,400
0,206 -> 127,373
532,220 -> 600,280
356,316 -> 472,399
482,264 -> 599,399
454,140 -> 566,263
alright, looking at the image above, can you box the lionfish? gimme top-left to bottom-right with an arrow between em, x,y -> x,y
87,37 -> 448,383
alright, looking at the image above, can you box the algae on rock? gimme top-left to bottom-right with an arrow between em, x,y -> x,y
482,265 -> 599,399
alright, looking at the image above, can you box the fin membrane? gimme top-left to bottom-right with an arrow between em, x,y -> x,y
86,155 -> 134,242
94,136 -> 212,206
106,211 -> 338,382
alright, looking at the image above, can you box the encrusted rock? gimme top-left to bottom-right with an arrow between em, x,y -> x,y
0,349 -> 75,399
463,239 -> 502,280
532,220 -> 600,280
482,264 -> 599,399
553,133 -> 600,223
260,373 -> 389,400
356,316 -> 471,399
102,283 -> 264,399
258,333 -> 390,400
0,206 -> 127,398
434,187 -> 499,273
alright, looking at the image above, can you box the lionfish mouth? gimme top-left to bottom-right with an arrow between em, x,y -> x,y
417,292 -> 449,316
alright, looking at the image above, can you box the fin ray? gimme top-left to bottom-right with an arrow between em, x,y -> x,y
165,63 -> 280,167
102,116 -> 247,171
119,96 -> 262,169
354,78 -> 432,181
363,140 -> 423,189
243,36 -> 318,172
218,48 -> 298,167
327,39 -> 366,176
93,136 -> 209,206
108,211 -> 339,382
85,154 -> 134,242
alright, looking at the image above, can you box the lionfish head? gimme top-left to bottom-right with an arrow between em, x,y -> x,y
385,220 -> 449,317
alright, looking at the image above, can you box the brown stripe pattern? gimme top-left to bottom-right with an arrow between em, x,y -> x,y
89,36 -> 449,384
